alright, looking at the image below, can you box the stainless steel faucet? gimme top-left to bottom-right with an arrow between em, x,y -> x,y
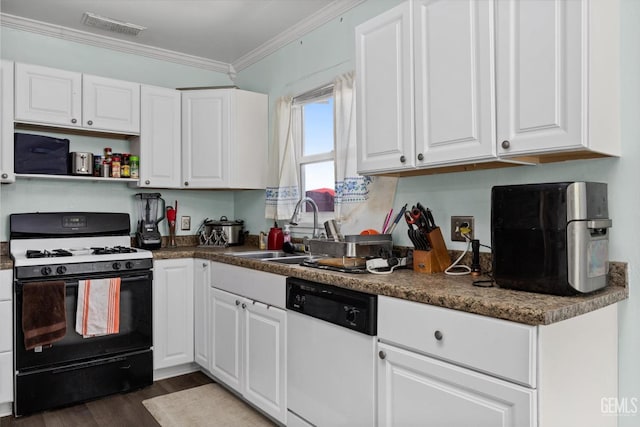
289,197 -> 320,238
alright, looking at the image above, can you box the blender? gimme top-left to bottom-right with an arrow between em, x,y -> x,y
135,193 -> 166,249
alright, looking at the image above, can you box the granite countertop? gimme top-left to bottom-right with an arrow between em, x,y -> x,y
153,245 -> 628,326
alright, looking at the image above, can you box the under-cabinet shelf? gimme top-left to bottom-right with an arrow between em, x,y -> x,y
16,174 -> 138,183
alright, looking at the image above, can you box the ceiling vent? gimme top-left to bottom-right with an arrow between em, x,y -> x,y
81,12 -> 146,36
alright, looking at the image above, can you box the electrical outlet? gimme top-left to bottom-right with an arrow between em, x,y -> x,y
451,216 -> 474,242
181,216 -> 191,231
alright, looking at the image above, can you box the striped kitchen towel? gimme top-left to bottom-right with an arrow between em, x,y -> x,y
75,278 -> 121,338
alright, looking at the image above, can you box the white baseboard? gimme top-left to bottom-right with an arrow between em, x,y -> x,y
153,363 -> 199,381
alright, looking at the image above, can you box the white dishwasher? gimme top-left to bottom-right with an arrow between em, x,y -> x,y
286,277 -> 377,427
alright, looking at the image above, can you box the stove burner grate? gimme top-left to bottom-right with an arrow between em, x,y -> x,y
91,246 -> 138,255
26,249 -> 73,259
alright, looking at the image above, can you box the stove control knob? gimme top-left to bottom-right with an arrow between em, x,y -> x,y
41,266 -> 52,276
125,261 -> 134,269
56,266 -> 67,275
112,262 -> 122,270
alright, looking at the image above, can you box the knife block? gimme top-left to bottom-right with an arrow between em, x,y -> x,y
413,250 -> 442,273
412,227 -> 451,274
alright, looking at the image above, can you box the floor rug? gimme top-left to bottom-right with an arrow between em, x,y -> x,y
142,383 -> 275,426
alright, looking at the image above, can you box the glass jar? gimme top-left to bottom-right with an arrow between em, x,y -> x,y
130,156 -> 139,179
121,153 -> 131,178
111,155 -> 121,178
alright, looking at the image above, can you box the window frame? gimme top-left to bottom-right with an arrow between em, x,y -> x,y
291,84 -> 336,233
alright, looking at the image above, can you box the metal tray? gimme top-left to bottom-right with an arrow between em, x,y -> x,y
308,234 -> 393,258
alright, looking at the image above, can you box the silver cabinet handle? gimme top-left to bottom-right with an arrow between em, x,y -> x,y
241,303 -> 246,309
378,350 -> 386,359
417,153 -> 424,161
1,173 -> 7,179
145,180 -> 150,185
501,140 -> 510,149
202,263 -> 207,267
87,120 -> 93,126
184,181 -> 189,186
71,118 -> 77,124
400,155 -> 406,163
235,300 -> 240,306
434,330 -> 443,341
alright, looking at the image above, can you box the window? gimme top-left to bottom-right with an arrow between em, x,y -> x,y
293,86 -> 335,216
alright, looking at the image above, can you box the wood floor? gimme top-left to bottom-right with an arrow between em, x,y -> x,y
0,372 -> 214,427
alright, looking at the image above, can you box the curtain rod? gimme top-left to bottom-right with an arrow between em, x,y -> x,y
293,83 -> 334,105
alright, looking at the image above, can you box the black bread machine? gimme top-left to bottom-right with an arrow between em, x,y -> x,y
491,182 -> 611,295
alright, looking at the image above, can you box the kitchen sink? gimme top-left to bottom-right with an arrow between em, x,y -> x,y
225,250 -> 316,265
265,256 -> 310,264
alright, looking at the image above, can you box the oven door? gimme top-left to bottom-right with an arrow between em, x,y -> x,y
15,270 -> 152,372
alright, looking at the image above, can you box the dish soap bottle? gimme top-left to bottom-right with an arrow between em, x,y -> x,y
283,224 -> 291,244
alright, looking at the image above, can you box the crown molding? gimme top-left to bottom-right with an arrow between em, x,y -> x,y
0,13 -> 232,74
231,0 -> 366,72
1,0 -> 365,77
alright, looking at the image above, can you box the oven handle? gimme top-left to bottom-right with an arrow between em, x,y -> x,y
16,273 -> 151,290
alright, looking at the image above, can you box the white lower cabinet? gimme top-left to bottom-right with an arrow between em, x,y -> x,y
378,295 -> 618,427
0,270 -> 13,416
207,261 -> 287,424
210,287 -> 286,424
378,342 -> 534,427
153,259 -> 194,372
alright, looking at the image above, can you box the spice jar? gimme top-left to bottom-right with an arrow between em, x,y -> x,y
102,160 -> 110,178
121,153 -> 131,178
130,156 -> 139,179
111,155 -> 121,178
93,155 -> 102,177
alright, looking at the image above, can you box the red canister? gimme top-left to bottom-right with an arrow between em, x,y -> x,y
267,227 -> 284,250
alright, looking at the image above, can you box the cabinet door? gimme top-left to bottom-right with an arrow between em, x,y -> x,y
243,302 -> 286,424
414,0 -> 496,166
378,343 -> 536,427
193,260 -> 210,369
14,63 -> 82,128
153,259 -> 194,370
138,85 -> 182,188
355,2 -> 414,174
0,60 -> 14,183
83,74 -> 140,134
496,0 -> 584,156
181,90 -> 229,188
210,288 -> 242,392
0,270 -> 12,405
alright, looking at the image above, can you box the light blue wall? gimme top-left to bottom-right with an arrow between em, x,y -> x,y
0,26 -> 237,240
236,0 -> 640,421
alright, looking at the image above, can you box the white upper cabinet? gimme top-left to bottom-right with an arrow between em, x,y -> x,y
414,0 -> 497,167
182,90 -> 228,188
356,2 -> 414,173
181,89 -> 267,189
0,60 -> 15,184
356,0 -> 620,175
495,0 -> 619,157
15,63 -> 82,129
132,85 -> 182,188
14,63 -> 140,135
82,74 -> 140,134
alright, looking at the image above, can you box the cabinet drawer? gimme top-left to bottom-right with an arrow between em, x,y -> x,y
210,262 -> 285,309
378,296 -> 536,387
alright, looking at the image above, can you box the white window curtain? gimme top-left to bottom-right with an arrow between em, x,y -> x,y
265,97 -> 301,221
333,72 -> 398,235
